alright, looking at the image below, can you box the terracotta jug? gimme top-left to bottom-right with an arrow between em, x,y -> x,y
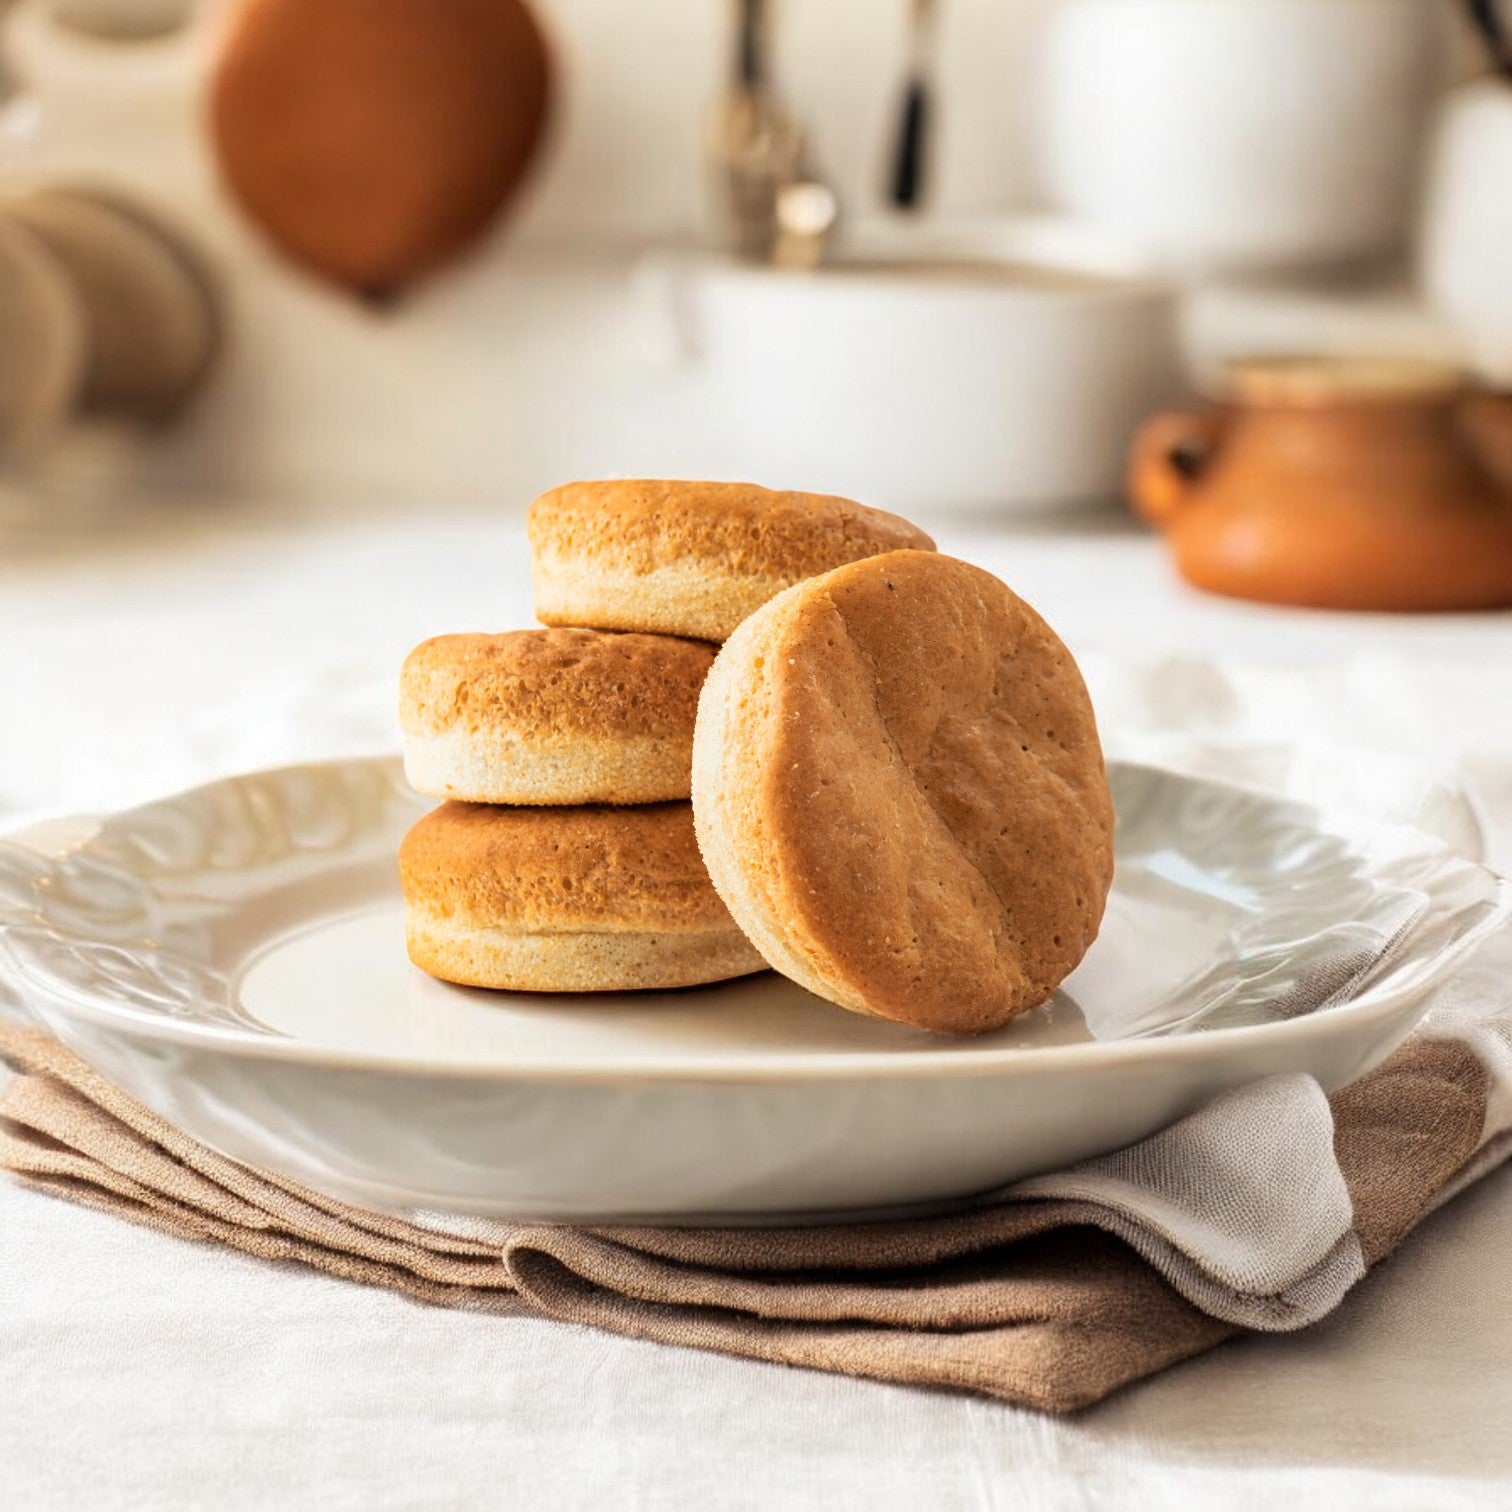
1128,357 -> 1512,611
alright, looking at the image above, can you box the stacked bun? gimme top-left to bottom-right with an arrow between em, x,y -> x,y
399,479 -> 935,994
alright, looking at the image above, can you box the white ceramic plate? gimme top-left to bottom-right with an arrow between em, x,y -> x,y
0,757 -> 1504,1222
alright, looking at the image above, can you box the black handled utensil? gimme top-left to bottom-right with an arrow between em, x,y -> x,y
1468,0 -> 1512,77
889,0 -> 939,210
737,0 -> 766,89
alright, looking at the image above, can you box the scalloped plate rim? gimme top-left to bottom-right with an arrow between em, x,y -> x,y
0,755 -> 1506,1084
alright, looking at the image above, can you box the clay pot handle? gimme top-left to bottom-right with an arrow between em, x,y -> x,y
1127,408 -> 1224,529
1463,390 -> 1512,493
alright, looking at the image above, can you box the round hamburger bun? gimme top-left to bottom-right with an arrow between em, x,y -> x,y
400,629 -> 716,805
399,800 -> 767,992
527,479 -> 935,642
691,550 -> 1114,1034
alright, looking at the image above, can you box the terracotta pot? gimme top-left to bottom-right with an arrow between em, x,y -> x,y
210,0 -> 553,299
1128,357 -> 1512,612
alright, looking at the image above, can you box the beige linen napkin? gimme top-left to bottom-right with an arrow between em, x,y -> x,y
4,971 -> 1508,1412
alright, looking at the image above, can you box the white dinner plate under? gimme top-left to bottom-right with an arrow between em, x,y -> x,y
0,757 -> 1504,1222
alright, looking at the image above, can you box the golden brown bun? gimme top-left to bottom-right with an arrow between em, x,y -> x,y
400,629 -> 716,804
399,801 -> 767,992
692,550 -> 1114,1034
528,479 -> 936,642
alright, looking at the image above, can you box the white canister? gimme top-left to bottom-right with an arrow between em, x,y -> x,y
1036,0 -> 1449,275
637,220 -> 1186,515
1420,77 -> 1512,383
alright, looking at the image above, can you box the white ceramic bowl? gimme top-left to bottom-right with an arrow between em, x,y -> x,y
1037,0 -> 1447,275
2,756 -> 1503,1224
638,218 -> 1184,514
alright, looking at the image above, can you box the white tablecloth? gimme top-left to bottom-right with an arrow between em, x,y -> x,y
4,502 -> 1511,1510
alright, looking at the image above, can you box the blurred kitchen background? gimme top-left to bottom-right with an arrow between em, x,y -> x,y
0,0 -> 1507,511
2,0 -> 1510,822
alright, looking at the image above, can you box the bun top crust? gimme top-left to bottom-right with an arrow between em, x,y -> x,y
399,801 -> 736,932
527,479 -> 935,581
400,629 -> 716,740
696,550 -> 1114,1033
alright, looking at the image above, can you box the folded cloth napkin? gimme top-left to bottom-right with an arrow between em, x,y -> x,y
4,918 -> 1509,1412
6,652 -> 1511,1412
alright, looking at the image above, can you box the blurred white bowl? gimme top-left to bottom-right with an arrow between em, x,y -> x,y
1037,0 -> 1447,276
638,218 -> 1184,514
